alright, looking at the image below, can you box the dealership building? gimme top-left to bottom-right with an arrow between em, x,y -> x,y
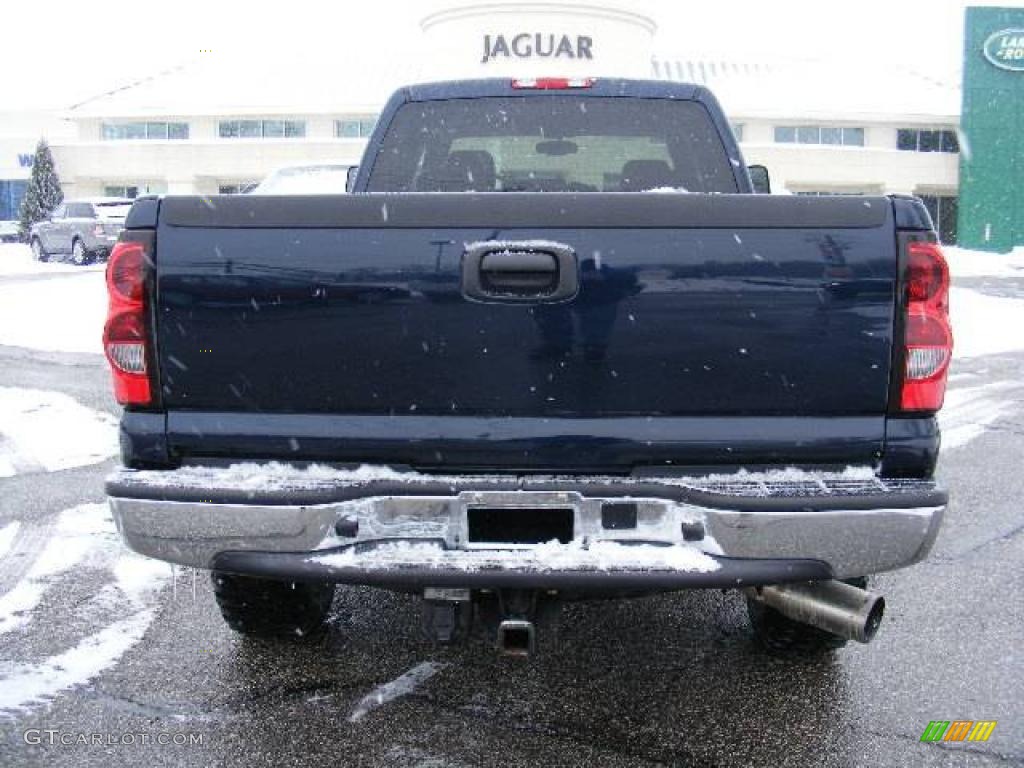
4,2 -> 1021,248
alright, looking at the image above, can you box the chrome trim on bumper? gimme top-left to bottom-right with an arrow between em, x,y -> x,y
109,489 -> 944,580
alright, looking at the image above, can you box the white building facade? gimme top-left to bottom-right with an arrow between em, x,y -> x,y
45,1 -> 963,241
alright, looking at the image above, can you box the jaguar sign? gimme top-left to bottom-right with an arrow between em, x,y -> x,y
481,33 -> 593,64
983,28 -> 1024,71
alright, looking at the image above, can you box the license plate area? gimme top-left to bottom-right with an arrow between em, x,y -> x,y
466,507 -> 574,547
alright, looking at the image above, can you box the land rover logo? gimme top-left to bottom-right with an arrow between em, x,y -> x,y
983,28 -> 1024,71
481,34 -> 593,64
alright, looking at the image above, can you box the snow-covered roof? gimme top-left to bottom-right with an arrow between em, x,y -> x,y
651,56 -> 960,123
67,53 -> 409,119
66,50 -> 960,124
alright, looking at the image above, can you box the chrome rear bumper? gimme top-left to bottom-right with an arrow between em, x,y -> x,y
107,464 -> 945,584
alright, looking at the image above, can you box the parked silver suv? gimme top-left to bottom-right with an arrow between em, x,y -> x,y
29,198 -> 133,264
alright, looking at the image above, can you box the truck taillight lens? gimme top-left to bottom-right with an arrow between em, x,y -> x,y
104,239 -> 152,405
899,241 -> 952,412
108,241 -> 146,301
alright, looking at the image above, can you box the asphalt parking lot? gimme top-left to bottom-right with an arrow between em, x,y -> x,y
0,269 -> 1022,768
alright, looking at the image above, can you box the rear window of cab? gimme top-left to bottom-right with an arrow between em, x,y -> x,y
366,96 -> 738,194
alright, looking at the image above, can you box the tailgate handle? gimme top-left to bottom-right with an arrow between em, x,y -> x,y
462,242 -> 578,303
481,250 -> 557,274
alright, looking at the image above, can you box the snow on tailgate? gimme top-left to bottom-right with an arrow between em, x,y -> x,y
112,461 -> 885,497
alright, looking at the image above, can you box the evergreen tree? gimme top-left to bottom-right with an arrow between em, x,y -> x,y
18,140 -> 63,240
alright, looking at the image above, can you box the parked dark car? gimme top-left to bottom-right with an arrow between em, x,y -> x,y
30,198 -> 133,264
103,78 -> 951,657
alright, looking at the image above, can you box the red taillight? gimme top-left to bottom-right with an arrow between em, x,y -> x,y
107,241 -> 146,301
511,77 -> 595,89
899,241 -> 952,412
906,240 -> 949,307
104,239 -> 152,405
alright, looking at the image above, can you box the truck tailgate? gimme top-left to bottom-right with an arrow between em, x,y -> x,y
153,193 -> 896,470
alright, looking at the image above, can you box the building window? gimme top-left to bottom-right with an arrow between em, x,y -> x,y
0,179 -> 28,221
218,119 -> 306,139
103,183 -> 165,199
105,185 -> 139,198
774,125 -> 865,146
897,128 -> 959,153
101,122 -> 189,140
334,117 -> 377,138
917,194 -> 959,244
218,182 -> 258,195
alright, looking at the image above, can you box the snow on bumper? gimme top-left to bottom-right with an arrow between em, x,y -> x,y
106,463 -> 946,584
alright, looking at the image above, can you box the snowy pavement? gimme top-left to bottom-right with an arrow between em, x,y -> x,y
0,245 -> 1022,766
0,269 -> 106,355
0,387 -> 118,478
0,244 -> 106,278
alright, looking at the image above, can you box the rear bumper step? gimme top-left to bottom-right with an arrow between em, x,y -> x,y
106,463 -> 946,511
107,463 -> 945,582
211,546 -> 831,590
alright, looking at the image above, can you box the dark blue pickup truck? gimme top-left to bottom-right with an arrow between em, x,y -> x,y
103,78 -> 952,655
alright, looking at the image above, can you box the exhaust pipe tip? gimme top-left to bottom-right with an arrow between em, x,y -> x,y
497,620 -> 536,657
861,593 -> 885,643
748,580 -> 886,644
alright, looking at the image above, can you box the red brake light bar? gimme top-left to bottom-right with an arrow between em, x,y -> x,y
511,77 -> 595,90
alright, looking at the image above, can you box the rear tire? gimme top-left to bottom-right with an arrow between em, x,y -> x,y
746,577 -> 869,654
71,238 -> 89,265
31,238 -> 49,262
211,572 -> 334,640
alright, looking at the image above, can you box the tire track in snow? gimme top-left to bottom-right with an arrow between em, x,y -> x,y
0,505 -> 112,636
0,503 -> 170,717
0,610 -> 156,717
0,517 -> 54,594
0,520 -> 20,560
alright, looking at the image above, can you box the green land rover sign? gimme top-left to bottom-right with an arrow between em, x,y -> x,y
983,28 -> 1024,70
959,8 -> 1024,252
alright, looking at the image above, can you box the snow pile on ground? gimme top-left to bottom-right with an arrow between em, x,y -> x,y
0,270 -> 106,354
0,243 -> 104,277
951,286 -> 1024,359
312,539 -> 720,573
946,246 -> 1024,279
0,503 -> 171,716
0,387 -> 118,477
